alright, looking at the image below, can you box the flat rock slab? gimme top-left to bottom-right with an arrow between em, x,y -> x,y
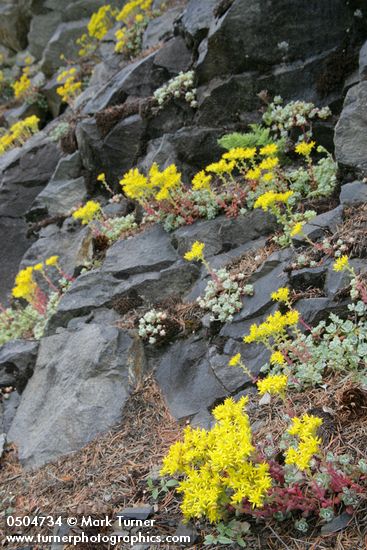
8,324 -> 145,469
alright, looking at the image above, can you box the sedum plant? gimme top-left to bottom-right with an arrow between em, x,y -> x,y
262,96 -> 331,142
153,71 -> 198,109
56,68 -> 82,105
138,309 -> 168,345
0,115 -> 40,156
72,198 -> 137,244
183,242 -> 254,323
0,257 -> 72,345
77,4 -> 118,57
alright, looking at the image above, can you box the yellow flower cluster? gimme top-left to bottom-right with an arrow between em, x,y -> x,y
290,221 -> 304,237
244,309 -> 299,344
0,115 -> 39,156
116,0 -> 152,22
254,190 -> 294,211
257,374 -> 288,396
161,397 -> 272,521
192,170 -> 212,191
284,414 -> 322,471
12,267 -> 37,302
115,0 -> 152,53
56,68 -> 82,104
333,255 -> 349,272
120,163 -> 181,202
222,147 -> 256,161
78,5 -> 118,56
295,140 -> 315,157
270,350 -> 286,365
184,241 -> 205,262
228,353 -> 242,367
271,287 -> 290,303
12,68 -> 32,99
206,159 -> 236,175
72,200 -> 101,225
12,256 -> 59,303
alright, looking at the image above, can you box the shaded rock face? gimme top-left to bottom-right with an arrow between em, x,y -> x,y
196,0 -> 352,83
0,340 -> 39,393
335,81 -> 367,175
8,324 -> 145,468
0,135 -> 61,304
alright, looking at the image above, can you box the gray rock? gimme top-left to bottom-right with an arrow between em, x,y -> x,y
30,152 -> 86,217
231,260 -> 289,323
0,433 -> 5,458
142,7 -> 182,50
0,217 -> 32,305
0,134 -> 61,218
196,52 -> 335,126
0,134 -> 61,302
290,265 -> 328,292
49,261 -> 199,329
155,334 -> 226,421
3,102 -> 45,128
116,506 -> 153,521
28,11 -> 62,59
41,20 -> 88,77
295,297 -> 349,326
173,211 -> 276,258
20,219 -> 93,276
174,522 -> 198,546
42,74 -> 64,118
101,115 -> 146,181
196,0 -> 351,83
0,340 -> 39,393
181,0 -> 217,44
2,391 -> 21,433
340,181 -> 367,205
335,82 -> 367,174
82,52 -> 166,115
153,37 -> 192,74
103,225 -> 178,277
8,324 -> 145,468
359,41 -> 367,81
139,126 -> 223,178
0,2 -> 30,52
76,112 -> 146,180
63,0 -> 119,22
293,207 -> 344,243
325,259 -> 367,298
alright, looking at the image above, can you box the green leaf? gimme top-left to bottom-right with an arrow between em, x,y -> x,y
165,479 -> 179,487
217,535 -> 233,544
152,488 -> 159,500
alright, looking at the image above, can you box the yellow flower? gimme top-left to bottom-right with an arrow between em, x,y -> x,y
290,222 -> 304,237
228,353 -> 241,367
259,143 -> 278,156
254,190 -> 293,211
45,255 -> 59,266
206,159 -> 235,175
56,68 -> 82,104
284,414 -> 323,471
295,140 -> 315,157
12,266 -> 37,302
261,172 -> 274,182
33,263 -> 43,271
97,173 -> 106,182
192,170 -> 212,191
72,200 -> 101,225
257,374 -> 288,396
246,166 -> 262,180
259,157 -> 279,171
333,255 -> 349,272
12,68 -> 32,99
270,351 -> 286,365
184,241 -> 205,262
222,147 -> 256,161
120,168 -> 150,200
271,287 -> 290,303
